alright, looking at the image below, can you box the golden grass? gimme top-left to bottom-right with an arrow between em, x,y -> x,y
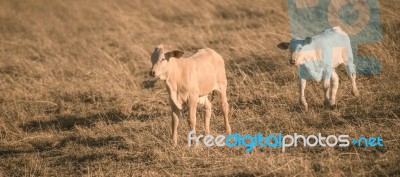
0,0 -> 399,176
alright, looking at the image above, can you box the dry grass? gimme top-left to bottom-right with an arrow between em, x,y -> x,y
0,0 -> 399,176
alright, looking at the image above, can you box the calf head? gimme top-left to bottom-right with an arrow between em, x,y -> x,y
277,37 -> 313,65
150,44 -> 184,80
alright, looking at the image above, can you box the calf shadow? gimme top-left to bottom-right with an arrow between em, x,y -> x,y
20,110 -> 129,132
142,80 -> 157,88
55,135 -> 129,150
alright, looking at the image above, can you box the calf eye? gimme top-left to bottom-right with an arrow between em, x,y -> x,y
161,58 -> 166,61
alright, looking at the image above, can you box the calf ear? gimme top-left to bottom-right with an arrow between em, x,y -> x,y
277,42 -> 290,50
171,50 -> 184,58
304,37 -> 312,45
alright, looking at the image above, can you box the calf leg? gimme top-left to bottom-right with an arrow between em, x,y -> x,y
299,78 -> 308,110
204,97 -> 212,135
169,99 -> 181,146
349,74 -> 359,97
323,79 -> 331,107
218,87 -> 231,134
331,71 -> 339,106
188,95 -> 198,140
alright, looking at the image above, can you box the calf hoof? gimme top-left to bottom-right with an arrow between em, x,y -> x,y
353,90 -> 360,97
172,139 -> 178,147
204,130 -> 210,135
330,104 -> 338,110
323,100 -> 331,108
302,104 -> 309,111
226,128 -> 232,135
299,101 -> 308,111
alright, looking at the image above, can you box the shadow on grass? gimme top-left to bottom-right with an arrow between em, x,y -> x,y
20,110 -> 129,132
0,149 -> 34,156
0,135 -> 129,157
142,80 -> 157,88
55,135 -> 129,150
217,172 -> 258,177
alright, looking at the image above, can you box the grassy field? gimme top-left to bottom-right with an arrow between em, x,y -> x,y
0,0 -> 399,176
